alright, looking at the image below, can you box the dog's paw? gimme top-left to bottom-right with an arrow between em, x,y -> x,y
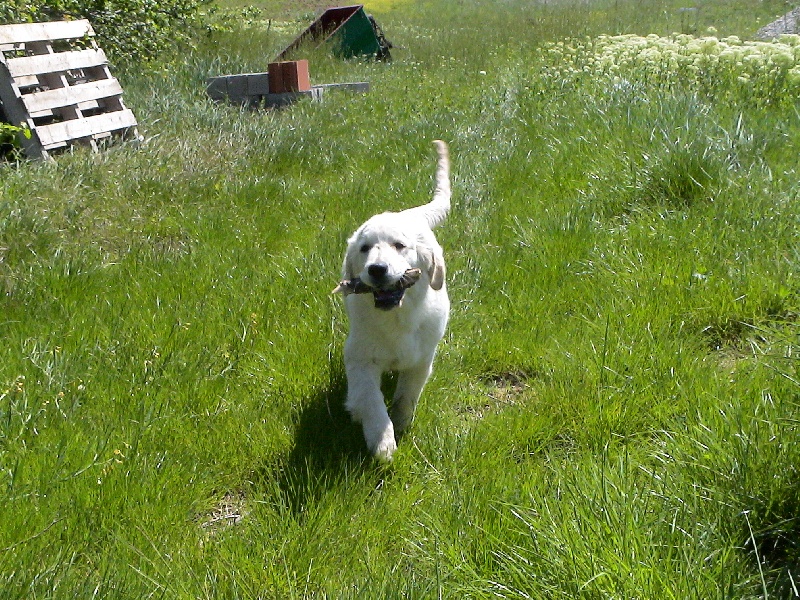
371,434 -> 397,462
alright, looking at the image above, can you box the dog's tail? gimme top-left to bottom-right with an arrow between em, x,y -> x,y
401,140 -> 450,229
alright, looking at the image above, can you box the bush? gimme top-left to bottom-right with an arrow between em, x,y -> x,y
0,0 -> 210,67
0,121 -> 28,160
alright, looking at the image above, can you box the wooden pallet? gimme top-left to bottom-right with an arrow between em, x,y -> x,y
0,20 -> 138,159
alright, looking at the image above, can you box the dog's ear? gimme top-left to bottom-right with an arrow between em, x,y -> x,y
343,231 -> 360,280
418,240 -> 446,291
429,252 -> 445,290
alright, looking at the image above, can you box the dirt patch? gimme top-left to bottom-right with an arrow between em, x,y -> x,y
199,490 -> 247,535
486,371 -> 529,401
457,371 -> 532,421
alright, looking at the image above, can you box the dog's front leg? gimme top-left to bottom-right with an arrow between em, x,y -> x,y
390,358 -> 434,435
345,364 -> 397,461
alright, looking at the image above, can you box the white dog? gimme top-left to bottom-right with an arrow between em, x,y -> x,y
335,141 -> 451,461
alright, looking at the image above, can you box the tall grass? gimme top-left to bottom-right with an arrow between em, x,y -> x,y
2,0 -> 800,597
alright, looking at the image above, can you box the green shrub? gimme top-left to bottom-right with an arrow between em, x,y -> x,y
0,121 -> 29,160
0,0 -> 210,67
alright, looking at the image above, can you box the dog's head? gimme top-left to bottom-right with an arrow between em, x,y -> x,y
343,212 -> 445,311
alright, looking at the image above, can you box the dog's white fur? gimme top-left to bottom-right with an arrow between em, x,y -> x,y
340,141 -> 451,461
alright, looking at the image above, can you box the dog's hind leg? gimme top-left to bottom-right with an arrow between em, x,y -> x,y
390,359 -> 434,435
345,365 -> 397,461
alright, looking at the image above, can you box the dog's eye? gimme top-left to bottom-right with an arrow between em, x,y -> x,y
393,242 -> 406,251
360,244 -> 370,253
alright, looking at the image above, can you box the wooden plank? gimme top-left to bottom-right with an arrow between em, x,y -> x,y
35,109 -> 137,147
13,75 -> 40,88
0,62 -> 29,123
7,48 -> 107,78
29,100 -> 106,119
0,20 -> 93,46
314,82 -> 370,93
21,78 -> 123,113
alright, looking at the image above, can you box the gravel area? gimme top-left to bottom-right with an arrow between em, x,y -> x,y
756,7 -> 800,39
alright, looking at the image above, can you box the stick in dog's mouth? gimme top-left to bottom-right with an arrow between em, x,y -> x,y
332,268 -> 422,309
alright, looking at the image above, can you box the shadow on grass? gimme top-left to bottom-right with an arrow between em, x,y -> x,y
744,493 -> 800,597
267,353 -> 390,515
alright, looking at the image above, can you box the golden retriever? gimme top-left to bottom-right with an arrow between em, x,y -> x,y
335,141 -> 451,460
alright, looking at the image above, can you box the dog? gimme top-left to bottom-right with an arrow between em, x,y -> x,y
335,140 -> 451,461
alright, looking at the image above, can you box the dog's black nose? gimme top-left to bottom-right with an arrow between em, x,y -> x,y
367,263 -> 388,279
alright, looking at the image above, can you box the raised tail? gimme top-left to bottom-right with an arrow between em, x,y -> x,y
400,140 -> 450,229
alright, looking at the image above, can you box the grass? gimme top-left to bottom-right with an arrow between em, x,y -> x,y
2,0 -> 800,597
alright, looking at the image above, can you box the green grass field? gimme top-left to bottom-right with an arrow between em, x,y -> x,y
2,0 -> 800,597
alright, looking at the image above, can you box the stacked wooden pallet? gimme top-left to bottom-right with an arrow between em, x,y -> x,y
0,19 -> 138,159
